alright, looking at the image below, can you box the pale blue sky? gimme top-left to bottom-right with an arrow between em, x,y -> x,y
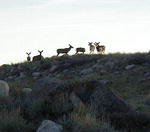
0,0 -> 150,64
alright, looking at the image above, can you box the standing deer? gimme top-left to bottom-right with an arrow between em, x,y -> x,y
88,42 -> 95,54
75,47 -> 86,54
26,52 -> 31,62
32,50 -> 44,61
57,44 -> 74,56
94,42 -> 105,54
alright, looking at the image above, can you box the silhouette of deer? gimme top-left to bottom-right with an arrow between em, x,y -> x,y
88,42 -> 95,54
26,52 -> 31,62
76,47 -> 86,54
32,50 -> 44,61
94,42 -> 105,54
57,44 -> 74,56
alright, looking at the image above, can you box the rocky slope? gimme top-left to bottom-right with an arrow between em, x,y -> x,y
0,53 -> 150,132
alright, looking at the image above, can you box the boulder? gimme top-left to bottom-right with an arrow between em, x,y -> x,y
32,77 -> 62,97
32,72 -> 41,78
144,94 -> 150,106
125,64 -> 135,70
0,80 -> 9,97
104,61 -> 116,70
73,80 -> 132,114
50,65 -> 58,73
99,80 -> 112,86
90,83 -> 133,113
69,92 -> 83,108
80,68 -> 93,75
36,120 -> 63,132
22,88 -> 32,94
19,72 -> 26,79
144,72 -> 150,79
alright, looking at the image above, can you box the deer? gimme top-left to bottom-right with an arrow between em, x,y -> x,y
57,44 -> 74,56
32,50 -> 44,61
94,42 -> 105,54
75,47 -> 86,54
26,52 -> 31,62
88,42 -> 95,54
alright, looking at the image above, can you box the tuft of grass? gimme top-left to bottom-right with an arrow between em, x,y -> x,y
59,104 -> 120,132
0,109 -> 28,132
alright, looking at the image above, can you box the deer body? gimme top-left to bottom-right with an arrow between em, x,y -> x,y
32,50 -> 44,61
88,42 -> 95,54
26,52 -> 31,62
94,42 -> 105,54
57,44 -> 73,56
76,47 -> 85,54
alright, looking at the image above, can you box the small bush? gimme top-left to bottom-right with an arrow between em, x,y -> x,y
0,109 -> 28,132
110,112 -> 150,132
127,53 -> 147,65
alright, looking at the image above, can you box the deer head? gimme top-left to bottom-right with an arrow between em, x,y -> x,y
26,52 -> 31,56
69,44 -> 74,48
88,42 -> 93,46
38,50 -> 43,55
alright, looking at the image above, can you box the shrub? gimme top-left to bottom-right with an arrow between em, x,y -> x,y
0,109 -> 28,132
110,112 -> 150,132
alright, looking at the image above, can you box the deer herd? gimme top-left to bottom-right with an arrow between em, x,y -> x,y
26,42 -> 106,62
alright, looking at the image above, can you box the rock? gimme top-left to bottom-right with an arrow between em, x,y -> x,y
99,80 -> 112,86
32,77 -> 62,97
36,120 -> 63,132
80,68 -> 93,75
144,95 -> 150,106
0,80 -> 9,97
50,65 -> 58,73
90,83 -> 133,113
92,63 -> 104,70
7,76 -> 14,80
70,92 -> 83,108
32,72 -> 41,78
73,80 -> 132,114
144,72 -> 150,78
125,64 -> 135,70
104,61 -> 116,70
22,88 -> 32,94
19,72 -> 26,79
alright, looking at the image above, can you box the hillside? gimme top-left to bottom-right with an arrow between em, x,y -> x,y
0,53 -> 150,132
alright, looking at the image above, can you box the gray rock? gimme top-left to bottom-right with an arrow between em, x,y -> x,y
50,65 -> 58,73
0,80 -> 9,97
32,72 -> 41,78
19,72 -> 26,79
70,92 -> 83,108
36,120 -> 63,132
92,64 -> 104,70
73,80 -> 132,114
7,76 -> 14,80
125,64 -> 135,70
80,68 -> 93,75
104,61 -> 116,70
32,77 -> 62,97
99,80 -> 112,86
144,72 -> 150,78
22,88 -> 32,94
90,83 -> 133,113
